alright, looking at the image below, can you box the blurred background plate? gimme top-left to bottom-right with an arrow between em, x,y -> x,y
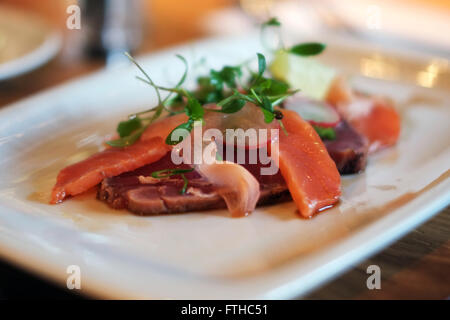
202,0 -> 450,58
0,4 -> 62,81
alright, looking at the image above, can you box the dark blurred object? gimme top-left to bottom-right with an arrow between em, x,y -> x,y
81,0 -> 143,64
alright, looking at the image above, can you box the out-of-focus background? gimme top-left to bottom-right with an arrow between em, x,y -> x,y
0,0 -> 449,106
0,0 -> 449,299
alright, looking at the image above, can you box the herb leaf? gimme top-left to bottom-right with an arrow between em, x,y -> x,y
180,173 -> 189,194
195,76 -> 224,104
256,53 -> 266,79
151,168 -> 194,179
166,121 -> 193,145
184,96 -> 204,121
117,117 -> 142,138
313,126 -> 336,140
262,17 -> 281,27
166,94 -> 204,145
221,98 -> 246,113
260,96 -> 275,123
260,109 -> 274,123
106,126 -> 146,147
289,42 -> 326,56
210,66 -> 242,91
151,168 -> 195,194
252,77 -> 289,96
265,78 -> 289,95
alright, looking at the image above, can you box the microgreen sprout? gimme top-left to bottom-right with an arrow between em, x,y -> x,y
151,168 -> 195,194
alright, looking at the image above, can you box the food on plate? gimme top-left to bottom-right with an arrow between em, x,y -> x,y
50,18 -> 400,218
51,137 -> 170,204
277,110 -> 341,217
323,121 -> 368,174
326,79 -> 400,153
98,153 -> 290,215
271,48 -> 401,153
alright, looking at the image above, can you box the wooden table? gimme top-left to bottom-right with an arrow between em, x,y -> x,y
0,0 -> 449,300
306,207 -> 450,299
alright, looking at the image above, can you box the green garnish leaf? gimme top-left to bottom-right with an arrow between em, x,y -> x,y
197,76 -> 211,87
115,41 -> 299,149
195,76 -> 224,104
265,78 -> 289,95
313,126 -> 336,140
278,119 -> 288,136
260,96 -> 275,123
261,95 -> 273,112
164,92 -> 204,145
289,42 -> 326,56
151,168 -> 195,179
151,168 -> 195,194
256,53 -> 266,79
184,96 -> 204,121
117,117 -> 142,138
221,98 -> 246,113
252,77 -> 289,96
165,121 -> 193,145
262,17 -> 281,27
106,126 -> 146,147
252,77 -> 271,93
210,66 -> 242,91
180,173 -> 189,194
261,109 -> 275,123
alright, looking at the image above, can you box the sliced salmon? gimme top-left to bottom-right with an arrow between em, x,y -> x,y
276,110 -> 341,218
344,97 -> 400,153
326,77 -> 353,107
141,113 -> 188,142
326,78 -> 400,152
51,113 -> 190,204
50,137 -> 170,203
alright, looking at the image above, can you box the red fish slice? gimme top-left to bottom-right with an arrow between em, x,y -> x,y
345,97 -> 400,153
141,113 -> 188,142
50,137 -> 170,203
51,114 -> 189,204
326,78 -> 401,152
276,110 -> 341,218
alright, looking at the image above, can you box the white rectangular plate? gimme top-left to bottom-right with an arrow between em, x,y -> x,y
0,35 -> 449,299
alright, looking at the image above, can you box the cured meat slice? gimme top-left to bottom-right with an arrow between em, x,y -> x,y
97,153 -> 290,215
324,121 -> 369,174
